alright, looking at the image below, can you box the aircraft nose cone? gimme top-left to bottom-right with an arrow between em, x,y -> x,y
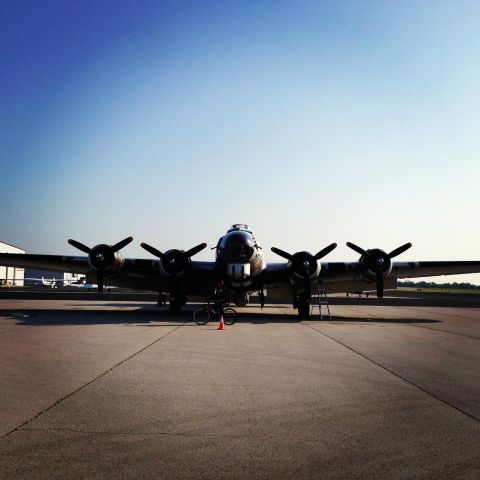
96,252 -> 105,262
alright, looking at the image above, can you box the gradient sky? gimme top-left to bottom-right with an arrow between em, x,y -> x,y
1,1 -> 479,284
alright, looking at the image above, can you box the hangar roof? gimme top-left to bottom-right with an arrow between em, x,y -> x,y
0,240 -> 25,253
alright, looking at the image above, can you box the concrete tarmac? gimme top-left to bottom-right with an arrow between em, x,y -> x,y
0,295 -> 479,479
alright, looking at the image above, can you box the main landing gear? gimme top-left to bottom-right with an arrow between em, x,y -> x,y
169,296 -> 184,314
297,292 -> 310,319
169,300 -> 182,313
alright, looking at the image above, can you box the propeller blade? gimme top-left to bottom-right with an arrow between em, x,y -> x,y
388,242 -> 412,259
68,239 -> 92,254
313,242 -> 337,260
111,236 -> 133,252
140,242 -> 165,260
346,242 -> 367,256
185,242 -> 207,258
271,247 -> 293,260
97,271 -> 104,293
376,273 -> 384,298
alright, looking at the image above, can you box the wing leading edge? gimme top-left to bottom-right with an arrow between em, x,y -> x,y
261,260 -> 480,295
0,253 -> 90,274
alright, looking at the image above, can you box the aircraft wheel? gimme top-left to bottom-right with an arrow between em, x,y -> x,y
169,299 -> 182,314
297,293 -> 310,319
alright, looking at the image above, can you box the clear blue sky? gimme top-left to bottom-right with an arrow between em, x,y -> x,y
1,1 -> 479,284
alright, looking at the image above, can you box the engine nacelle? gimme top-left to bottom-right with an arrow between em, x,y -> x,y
358,249 -> 392,281
88,244 -> 125,273
140,241 -> 207,279
159,249 -> 191,276
288,251 -> 321,281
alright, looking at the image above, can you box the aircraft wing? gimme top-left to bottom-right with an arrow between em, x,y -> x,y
390,261 -> 480,278
0,253 -> 91,273
261,260 -> 480,294
0,253 -> 218,294
318,260 -> 480,281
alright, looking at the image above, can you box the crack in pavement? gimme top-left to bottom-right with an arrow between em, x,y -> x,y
1,323 -> 184,440
304,323 -> 480,425
19,426 -> 269,439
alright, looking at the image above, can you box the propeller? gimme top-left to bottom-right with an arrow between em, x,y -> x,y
346,242 -> 412,298
140,242 -> 207,276
68,236 -> 133,292
271,243 -> 337,297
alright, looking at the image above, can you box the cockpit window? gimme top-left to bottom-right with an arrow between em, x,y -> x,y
225,243 -> 254,260
227,224 -> 252,234
219,231 -> 255,260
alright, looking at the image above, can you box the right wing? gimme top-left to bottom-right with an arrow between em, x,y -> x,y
0,253 -> 218,295
0,253 -> 90,273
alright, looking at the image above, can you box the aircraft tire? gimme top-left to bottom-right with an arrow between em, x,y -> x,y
297,294 -> 310,319
169,300 -> 182,314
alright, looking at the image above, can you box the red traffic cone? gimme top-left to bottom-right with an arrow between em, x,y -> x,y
217,314 -> 225,330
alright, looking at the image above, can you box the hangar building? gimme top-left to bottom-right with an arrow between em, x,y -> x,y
0,241 -> 25,286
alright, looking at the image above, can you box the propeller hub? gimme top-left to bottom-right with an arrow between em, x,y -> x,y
271,243 -> 336,282
68,236 -> 133,293
291,252 -> 318,279
89,245 -> 115,270
140,241 -> 207,277
162,250 -> 188,276
362,249 -> 391,275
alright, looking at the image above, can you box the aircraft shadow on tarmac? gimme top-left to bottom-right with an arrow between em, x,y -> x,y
1,306 -> 442,326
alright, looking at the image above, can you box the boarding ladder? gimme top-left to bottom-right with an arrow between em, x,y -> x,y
310,280 -> 331,321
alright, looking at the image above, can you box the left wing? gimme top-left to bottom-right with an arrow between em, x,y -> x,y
391,261 -> 480,279
318,260 -> 480,282
261,259 -> 480,295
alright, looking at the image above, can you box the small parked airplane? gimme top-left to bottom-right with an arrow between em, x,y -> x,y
1,224 -> 479,318
22,276 -> 64,288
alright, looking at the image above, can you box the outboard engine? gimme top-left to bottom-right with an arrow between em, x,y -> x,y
346,242 -> 412,297
68,236 -> 133,292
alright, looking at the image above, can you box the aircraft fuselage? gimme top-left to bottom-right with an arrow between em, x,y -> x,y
215,225 -> 265,296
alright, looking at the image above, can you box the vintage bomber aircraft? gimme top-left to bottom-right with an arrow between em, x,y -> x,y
1,224 -> 480,318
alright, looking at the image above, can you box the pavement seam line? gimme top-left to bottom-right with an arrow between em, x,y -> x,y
331,305 -> 480,341
1,323 -> 184,440
404,323 -> 480,341
19,426 -> 267,439
304,323 -> 480,425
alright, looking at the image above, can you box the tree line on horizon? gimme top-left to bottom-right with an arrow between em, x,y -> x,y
398,280 -> 480,290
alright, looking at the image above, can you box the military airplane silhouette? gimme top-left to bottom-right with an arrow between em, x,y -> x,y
1,224 -> 480,318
